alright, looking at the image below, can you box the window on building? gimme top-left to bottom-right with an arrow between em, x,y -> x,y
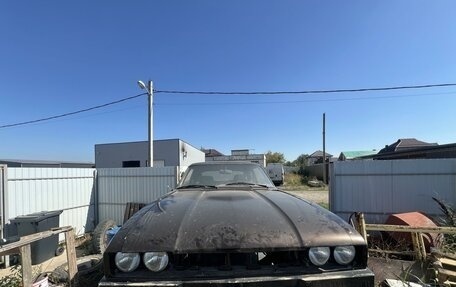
122,160 -> 141,168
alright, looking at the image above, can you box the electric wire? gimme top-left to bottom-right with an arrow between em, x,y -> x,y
155,91 -> 456,106
154,83 -> 456,95
1,82 -> 456,129
0,93 -> 146,129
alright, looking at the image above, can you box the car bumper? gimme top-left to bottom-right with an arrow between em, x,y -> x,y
99,268 -> 374,287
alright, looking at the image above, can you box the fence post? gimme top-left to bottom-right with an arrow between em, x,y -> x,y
20,244 -> 32,286
411,232 -> 426,261
65,229 -> 78,286
355,212 -> 368,243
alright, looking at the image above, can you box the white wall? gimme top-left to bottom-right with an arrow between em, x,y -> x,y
95,139 -> 205,168
95,141 -> 149,168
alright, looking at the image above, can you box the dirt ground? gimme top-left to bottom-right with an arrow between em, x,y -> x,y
280,186 -> 329,206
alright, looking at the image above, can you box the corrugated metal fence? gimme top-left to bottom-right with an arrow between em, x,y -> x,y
97,167 -> 178,224
330,159 -> 456,224
0,166 -> 178,238
4,167 -> 96,236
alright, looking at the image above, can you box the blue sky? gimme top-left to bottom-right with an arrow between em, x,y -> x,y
1,1 -> 456,162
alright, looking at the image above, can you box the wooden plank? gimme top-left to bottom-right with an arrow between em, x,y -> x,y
438,267 -> 456,280
123,202 -> 146,223
357,212 -> 368,243
418,232 -> 427,260
0,247 -> 20,257
20,244 -> 32,287
432,250 -> 456,261
368,249 -> 415,256
0,226 -> 72,255
65,229 -> 78,287
411,232 -> 424,261
365,224 -> 456,234
441,258 -> 456,271
123,202 -> 132,224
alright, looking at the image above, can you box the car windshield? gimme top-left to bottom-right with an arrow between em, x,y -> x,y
178,163 -> 275,188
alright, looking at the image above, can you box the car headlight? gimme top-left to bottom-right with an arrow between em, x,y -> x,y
143,252 -> 169,272
115,252 -> 140,272
334,246 -> 356,265
308,247 -> 330,266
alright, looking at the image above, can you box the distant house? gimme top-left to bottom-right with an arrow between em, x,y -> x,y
338,150 -> 377,161
205,149 -> 266,167
378,138 -> 437,154
95,139 -> 205,168
306,150 -> 333,165
0,159 -> 94,168
201,148 -> 224,158
372,141 -> 456,160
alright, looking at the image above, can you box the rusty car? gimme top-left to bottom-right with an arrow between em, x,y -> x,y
99,161 -> 374,286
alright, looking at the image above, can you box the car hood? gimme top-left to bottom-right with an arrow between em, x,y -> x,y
107,188 -> 365,253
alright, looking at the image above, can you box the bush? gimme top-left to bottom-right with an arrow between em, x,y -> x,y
284,173 -> 302,186
433,197 -> 456,252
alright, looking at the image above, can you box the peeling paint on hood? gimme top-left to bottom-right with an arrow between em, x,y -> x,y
106,188 -> 366,253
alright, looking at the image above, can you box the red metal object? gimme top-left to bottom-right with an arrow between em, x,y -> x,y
386,212 -> 439,252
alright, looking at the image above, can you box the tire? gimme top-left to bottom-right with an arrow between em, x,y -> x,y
55,246 -> 65,256
50,254 -> 103,287
92,219 -> 117,254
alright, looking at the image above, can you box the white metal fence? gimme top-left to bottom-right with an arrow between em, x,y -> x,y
0,166 -> 178,241
4,167 -> 96,237
330,159 -> 456,224
97,167 -> 178,224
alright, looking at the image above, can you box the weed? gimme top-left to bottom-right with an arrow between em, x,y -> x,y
0,263 -> 43,287
283,173 -> 302,186
432,197 -> 456,253
0,265 -> 21,287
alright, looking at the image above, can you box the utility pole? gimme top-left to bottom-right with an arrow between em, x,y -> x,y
323,113 -> 326,184
138,80 -> 154,167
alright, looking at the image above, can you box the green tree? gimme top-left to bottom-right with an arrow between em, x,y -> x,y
291,154 -> 309,176
292,154 -> 308,167
265,151 -> 286,164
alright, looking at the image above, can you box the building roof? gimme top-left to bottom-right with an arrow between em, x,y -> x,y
379,138 -> 438,154
202,148 -> 224,157
339,150 -> 378,160
0,159 -> 94,167
95,138 -> 202,152
372,142 -> 456,160
308,150 -> 333,158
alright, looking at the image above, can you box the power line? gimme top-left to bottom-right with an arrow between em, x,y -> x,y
0,93 -> 146,129
1,82 -> 456,129
156,91 -> 456,106
154,83 -> 456,95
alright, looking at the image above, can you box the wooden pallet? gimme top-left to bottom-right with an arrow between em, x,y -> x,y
432,251 -> 456,286
123,202 -> 146,223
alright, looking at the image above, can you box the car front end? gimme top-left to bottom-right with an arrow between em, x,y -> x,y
99,246 -> 374,286
99,162 -> 374,286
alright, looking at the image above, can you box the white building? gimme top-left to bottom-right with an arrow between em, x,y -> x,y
95,139 -> 205,168
205,149 -> 266,167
